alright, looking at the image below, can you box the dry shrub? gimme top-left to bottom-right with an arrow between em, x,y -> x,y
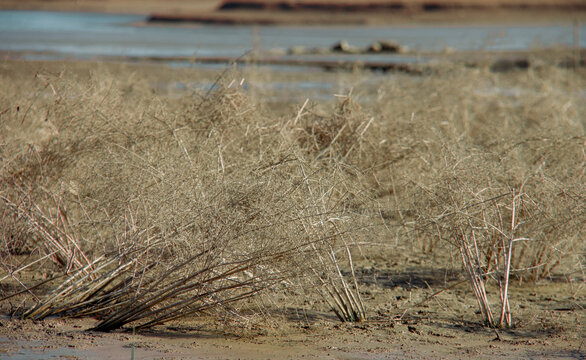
293,93 -> 374,165
403,66 -> 585,326
0,66 -> 374,330
410,145 -> 581,327
504,143 -> 584,282
1,58 -> 583,331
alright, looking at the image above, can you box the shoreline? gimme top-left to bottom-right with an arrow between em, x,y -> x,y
4,47 -> 584,75
0,1 -> 584,25
144,9 -> 584,26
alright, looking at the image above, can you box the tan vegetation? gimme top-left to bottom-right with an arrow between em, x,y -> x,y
0,53 -> 584,343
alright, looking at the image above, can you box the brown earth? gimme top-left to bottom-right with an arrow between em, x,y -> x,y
0,257 -> 583,359
1,249 -> 583,359
0,299 -> 583,360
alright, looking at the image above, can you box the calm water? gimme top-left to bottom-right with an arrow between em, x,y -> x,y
0,10 -> 582,61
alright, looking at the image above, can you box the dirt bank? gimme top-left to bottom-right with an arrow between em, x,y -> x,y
1,0 -> 584,25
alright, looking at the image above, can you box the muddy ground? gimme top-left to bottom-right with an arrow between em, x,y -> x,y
0,293 -> 583,360
0,251 -> 583,359
0,241 -> 583,359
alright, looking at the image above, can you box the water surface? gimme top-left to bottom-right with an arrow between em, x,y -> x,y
0,10 -> 582,62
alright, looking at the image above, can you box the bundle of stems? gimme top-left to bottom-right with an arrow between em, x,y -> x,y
1,180 -> 94,277
320,245 -> 366,322
20,237 -> 286,332
23,253 -> 138,320
296,160 -> 367,322
451,188 -> 530,328
91,252 -> 267,332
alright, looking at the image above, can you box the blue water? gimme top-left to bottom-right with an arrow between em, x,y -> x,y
0,10 -> 582,61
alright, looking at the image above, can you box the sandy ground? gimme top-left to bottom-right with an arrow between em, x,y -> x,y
0,304 -> 583,360
1,257 -> 584,359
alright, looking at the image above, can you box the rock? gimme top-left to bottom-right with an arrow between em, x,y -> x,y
367,42 -> 382,52
332,40 -> 349,51
331,40 -> 360,54
368,40 -> 404,53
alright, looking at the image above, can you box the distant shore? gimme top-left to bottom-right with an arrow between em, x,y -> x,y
1,0 -> 584,25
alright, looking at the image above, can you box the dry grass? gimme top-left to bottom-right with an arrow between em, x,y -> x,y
0,55 -> 584,330
0,64 -> 375,330
399,65 -> 585,327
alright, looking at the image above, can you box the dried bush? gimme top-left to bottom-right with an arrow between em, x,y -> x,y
0,67 -> 373,330
412,137 -> 584,327
1,58 -> 583,331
